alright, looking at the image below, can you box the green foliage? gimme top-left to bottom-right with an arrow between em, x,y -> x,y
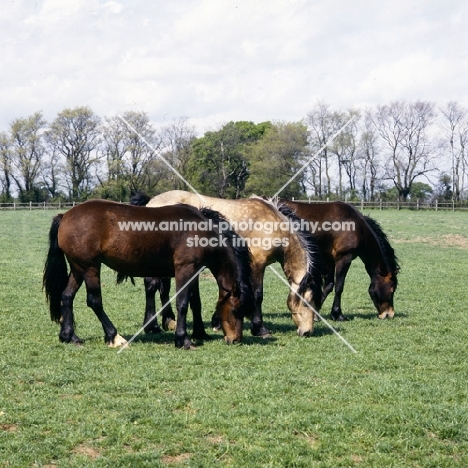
245,121 -> 308,198
1,209 -> 468,466
186,121 -> 272,198
409,181 -> 433,200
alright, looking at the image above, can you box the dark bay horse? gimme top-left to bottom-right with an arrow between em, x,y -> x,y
281,200 -> 399,320
43,200 -> 254,349
132,190 -> 322,337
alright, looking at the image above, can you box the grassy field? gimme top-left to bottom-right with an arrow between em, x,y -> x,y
0,208 -> 467,467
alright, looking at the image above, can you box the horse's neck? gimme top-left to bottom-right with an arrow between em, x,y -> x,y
282,230 -> 309,282
360,230 -> 387,276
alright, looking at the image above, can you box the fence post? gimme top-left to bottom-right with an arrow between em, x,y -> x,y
435,200 -> 438,212
417,199 -> 419,210
379,199 -> 382,210
43,201 -> 46,210
59,201 -> 61,210
29,201 -> 32,211
13,202 -> 16,210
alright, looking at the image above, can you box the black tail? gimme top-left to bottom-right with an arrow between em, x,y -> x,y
130,192 -> 151,206
43,214 -> 68,323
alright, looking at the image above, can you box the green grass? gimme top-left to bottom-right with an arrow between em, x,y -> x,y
0,208 -> 467,467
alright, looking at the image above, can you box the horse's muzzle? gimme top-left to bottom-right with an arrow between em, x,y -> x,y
378,306 -> 395,319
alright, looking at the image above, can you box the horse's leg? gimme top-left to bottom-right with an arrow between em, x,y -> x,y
59,269 -> 84,344
330,255 -> 353,321
249,265 -> 271,337
189,276 -> 210,341
84,266 -> 127,347
174,267 -> 197,350
142,277 -> 162,334
317,269 -> 335,321
322,269 -> 335,305
159,277 -> 176,331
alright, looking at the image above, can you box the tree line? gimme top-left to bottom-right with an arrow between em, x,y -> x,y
0,101 -> 467,203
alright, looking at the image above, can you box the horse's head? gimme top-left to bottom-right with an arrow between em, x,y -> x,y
369,270 -> 398,319
215,292 -> 244,345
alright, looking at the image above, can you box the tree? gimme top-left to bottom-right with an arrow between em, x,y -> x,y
187,121 -> 271,198
409,181 -> 433,200
46,107 -> 102,200
359,111 -> 381,201
371,101 -> 437,201
10,112 -> 47,202
306,102 -> 341,198
99,111 -> 161,199
440,102 -> 468,201
156,116 -> 197,192
0,132 -> 13,201
245,121 -> 308,198
329,109 -> 360,198
435,173 -> 453,201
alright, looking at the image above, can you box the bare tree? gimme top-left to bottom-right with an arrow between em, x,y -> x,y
0,132 -> 13,201
46,107 -> 102,200
359,111 -> 381,201
440,101 -> 468,201
371,101 -> 437,200
101,111 -> 162,197
330,109 -> 360,198
10,112 -> 47,202
306,102 -> 339,198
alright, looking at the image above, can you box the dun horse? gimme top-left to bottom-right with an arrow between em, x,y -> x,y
132,190 -> 322,337
43,200 -> 254,349
281,200 -> 399,320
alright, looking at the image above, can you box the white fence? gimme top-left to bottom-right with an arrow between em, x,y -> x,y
1,199 -> 467,211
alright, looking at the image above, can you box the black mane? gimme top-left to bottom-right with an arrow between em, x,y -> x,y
363,215 -> 400,275
130,192 -> 151,206
275,202 -> 323,306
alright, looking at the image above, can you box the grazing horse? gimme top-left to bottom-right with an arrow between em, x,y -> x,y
132,190 -> 322,337
43,200 -> 254,349
281,200 -> 399,320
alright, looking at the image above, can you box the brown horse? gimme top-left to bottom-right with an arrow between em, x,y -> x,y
43,200 -> 255,349
132,190 -> 322,337
281,200 -> 399,320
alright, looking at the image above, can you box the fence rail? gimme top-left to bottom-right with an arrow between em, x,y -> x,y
0,201 -> 78,210
1,199 -> 468,211
292,199 -> 468,211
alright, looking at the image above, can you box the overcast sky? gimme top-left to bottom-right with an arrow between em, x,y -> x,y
1,0 -> 467,135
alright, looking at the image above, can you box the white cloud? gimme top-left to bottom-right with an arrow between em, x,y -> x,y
0,0 -> 467,134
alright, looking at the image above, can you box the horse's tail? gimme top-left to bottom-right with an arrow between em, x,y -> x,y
130,192 -> 151,206
43,214 -> 68,323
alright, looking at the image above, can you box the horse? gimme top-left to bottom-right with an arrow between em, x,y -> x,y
42,199 -> 255,349
131,190 -> 323,337
280,200 -> 399,320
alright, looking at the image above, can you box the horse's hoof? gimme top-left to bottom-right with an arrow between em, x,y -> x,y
332,314 -> 349,322
163,319 -> 177,331
60,333 -> 83,345
145,325 -> 162,334
212,325 -> 221,332
192,332 -> 212,341
107,333 -> 128,348
250,323 -> 271,338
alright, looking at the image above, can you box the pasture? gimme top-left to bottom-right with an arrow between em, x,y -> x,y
0,208 -> 467,467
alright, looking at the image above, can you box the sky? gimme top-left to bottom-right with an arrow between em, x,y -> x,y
1,0 -> 467,135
